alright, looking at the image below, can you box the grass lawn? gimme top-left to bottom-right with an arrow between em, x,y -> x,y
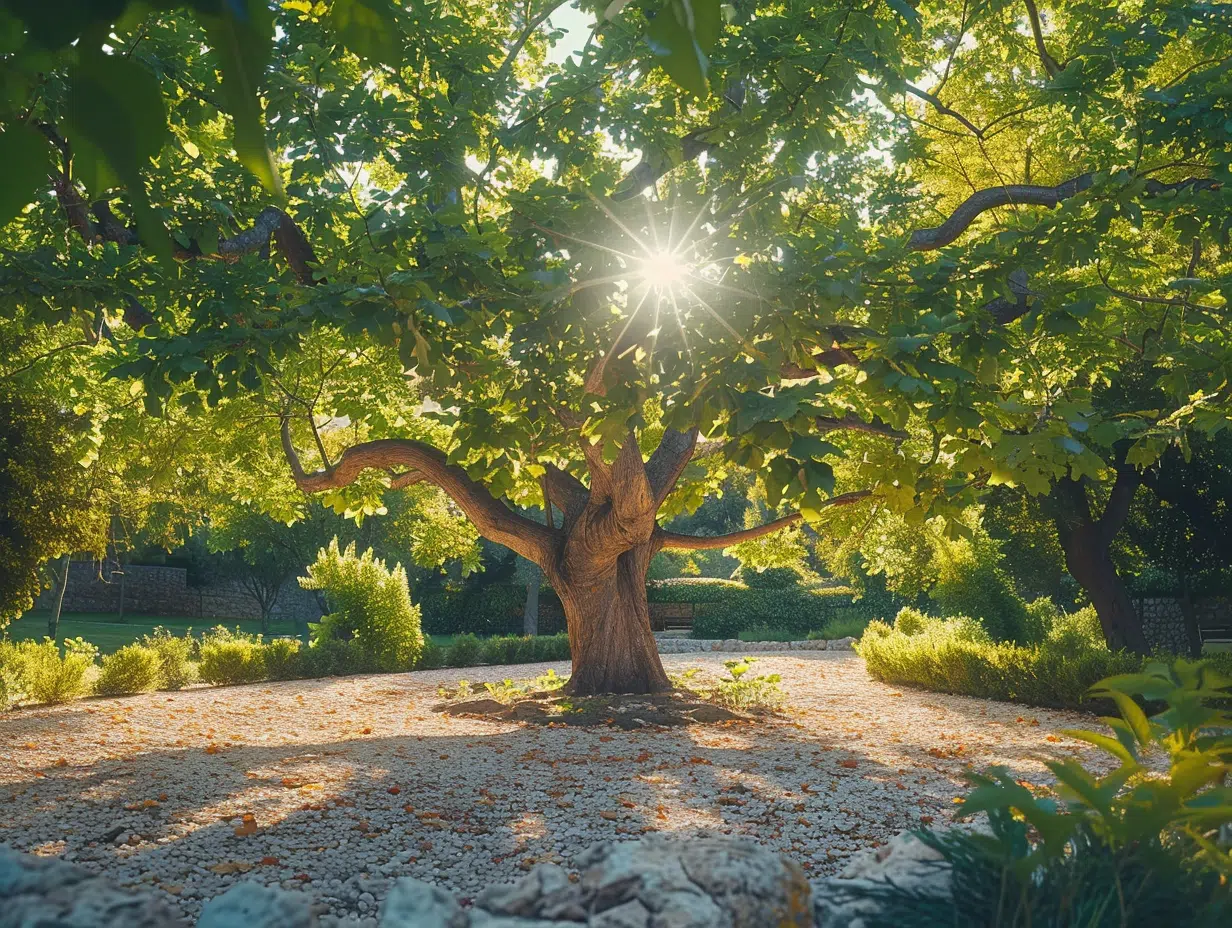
9,611 -> 458,654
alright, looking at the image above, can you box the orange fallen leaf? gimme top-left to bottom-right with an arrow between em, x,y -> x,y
600,810 -> 619,820
53,758 -> 68,767
204,744 -> 219,755
361,727 -> 373,735
839,759 -> 859,769
260,856 -> 280,866
387,786 -> 401,795
208,861 -> 253,875
1046,735 -> 1060,742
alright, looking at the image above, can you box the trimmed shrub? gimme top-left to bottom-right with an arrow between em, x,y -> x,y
198,627 -> 267,686
930,536 -> 1031,642
416,638 -> 445,670
531,633 -> 570,663
740,567 -> 801,589
447,633 -> 483,667
300,540 -> 424,672
858,611 -> 1142,709
0,639 -> 19,709
138,627 -> 195,690
297,637 -> 368,678
476,633 -> 570,665
96,644 -> 162,696
7,638 -> 97,705
419,584 -> 566,637
263,638 -> 304,681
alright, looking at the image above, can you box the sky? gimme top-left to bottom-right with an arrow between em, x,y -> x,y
544,2 -> 596,66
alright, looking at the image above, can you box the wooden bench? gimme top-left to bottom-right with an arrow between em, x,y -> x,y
1199,623 -> 1232,645
650,602 -> 694,633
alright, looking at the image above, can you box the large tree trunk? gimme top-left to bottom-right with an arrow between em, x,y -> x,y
552,541 -> 670,695
1051,471 -> 1150,654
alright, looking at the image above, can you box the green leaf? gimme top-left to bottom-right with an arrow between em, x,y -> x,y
66,50 -> 171,265
789,435 -> 840,461
1060,727 -> 1137,766
0,125 -> 52,225
645,0 -> 722,98
200,0 -> 282,196
330,0 -> 400,66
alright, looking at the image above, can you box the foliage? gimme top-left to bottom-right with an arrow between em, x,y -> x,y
262,637 -> 304,681
419,584 -> 557,637
859,607 -> 1144,709
416,638 -> 446,670
931,530 -> 1031,643
675,657 -> 785,710
845,660 -> 1232,926
479,633 -> 570,666
95,643 -> 162,696
1,637 -> 98,705
681,579 -> 883,639
441,667 -> 569,704
446,633 -> 484,668
295,636 -> 367,678
299,539 -> 423,672
0,384 -> 107,627
137,627 -> 196,689
197,626 -> 267,686
740,567 -> 802,589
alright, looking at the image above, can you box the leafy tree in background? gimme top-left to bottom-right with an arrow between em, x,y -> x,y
1,0 -> 1229,689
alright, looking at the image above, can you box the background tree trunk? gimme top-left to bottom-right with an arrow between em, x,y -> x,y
1051,472 -> 1150,654
48,554 -> 70,642
1178,572 -> 1203,657
551,542 -> 670,695
523,568 -> 540,636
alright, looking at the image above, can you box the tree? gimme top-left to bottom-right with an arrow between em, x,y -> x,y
2,1 -> 1229,687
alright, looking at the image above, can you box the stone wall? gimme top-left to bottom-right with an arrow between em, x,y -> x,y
1134,596 -> 1232,651
37,562 -> 324,625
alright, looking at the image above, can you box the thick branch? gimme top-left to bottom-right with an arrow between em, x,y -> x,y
645,427 -> 699,505
655,490 -> 872,550
814,414 -> 908,440
542,463 -> 589,531
908,174 -> 1220,251
280,417 -> 555,563
1097,465 -> 1140,543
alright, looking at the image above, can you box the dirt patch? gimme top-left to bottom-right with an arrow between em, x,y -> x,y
434,691 -> 756,727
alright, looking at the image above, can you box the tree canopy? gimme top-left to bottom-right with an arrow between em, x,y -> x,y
1,0 -> 1229,681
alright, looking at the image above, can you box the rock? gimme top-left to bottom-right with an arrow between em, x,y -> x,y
829,637 -> 856,651
381,877 -> 468,927
0,844 -> 190,928
198,882 -> 318,928
813,831 -> 951,928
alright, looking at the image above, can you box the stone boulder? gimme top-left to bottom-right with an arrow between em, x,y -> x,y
0,844 -> 189,928
812,831 -> 952,927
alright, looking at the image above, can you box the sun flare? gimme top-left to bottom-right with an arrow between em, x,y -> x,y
638,250 -> 688,290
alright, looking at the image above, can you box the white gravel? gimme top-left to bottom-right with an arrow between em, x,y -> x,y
0,652 -> 1099,924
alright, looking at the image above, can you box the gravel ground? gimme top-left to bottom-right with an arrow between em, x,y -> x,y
0,652 -> 1099,924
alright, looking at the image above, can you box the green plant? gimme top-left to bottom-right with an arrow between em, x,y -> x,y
300,539 -> 424,672
741,566 -> 801,589
532,633 -> 570,663
95,643 -> 162,696
675,657 -> 785,711
138,627 -> 195,690
416,638 -> 445,670
263,638 -> 304,681
7,638 -> 98,705
197,627 -> 267,686
841,660 -> 1232,925
447,633 -> 483,668
297,637 -> 369,678
859,613 -> 1146,709
0,639 -> 19,709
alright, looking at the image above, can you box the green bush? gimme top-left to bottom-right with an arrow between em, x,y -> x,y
419,584 -> 565,637
138,627 -> 195,689
0,639 -> 19,709
447,633 -> 483,667
930,534 -> 1031,642
859,610 -> 1143,709
841,659 -> 1232,925
96,643 -> 162,696
198,627 -> 267,686
531,633 -> 570,662
740,566 -> 801,589
297,637 -> 369,678
5,638 -> 97,705
300,539 -> 424,672
263,638 -> 304,681
416,638 -> 445,669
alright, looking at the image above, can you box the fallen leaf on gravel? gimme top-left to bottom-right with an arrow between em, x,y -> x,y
281,777 -> 302,788
361,727 -> 373,735
260,857 -> 280,866
600,810 -> 619,820
388,786 -> 401,795
204,744 -> 219,755
839,760 -> 859,769
53,758 -> 67,767
234,814 -> 258,836
208,861 -> 253,875
1046,735 -> 1060,742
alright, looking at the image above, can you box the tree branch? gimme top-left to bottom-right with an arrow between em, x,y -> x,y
645,427 -> 699,505
814,414 -> 908,440
655,490 -> 871,550
1097,464 -> 1140,543
280,417 -> 556,563
542,462 -> 589,531
1023,0 -> 1062,78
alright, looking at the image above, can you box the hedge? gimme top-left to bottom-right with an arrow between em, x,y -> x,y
419,585 -> 567,637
